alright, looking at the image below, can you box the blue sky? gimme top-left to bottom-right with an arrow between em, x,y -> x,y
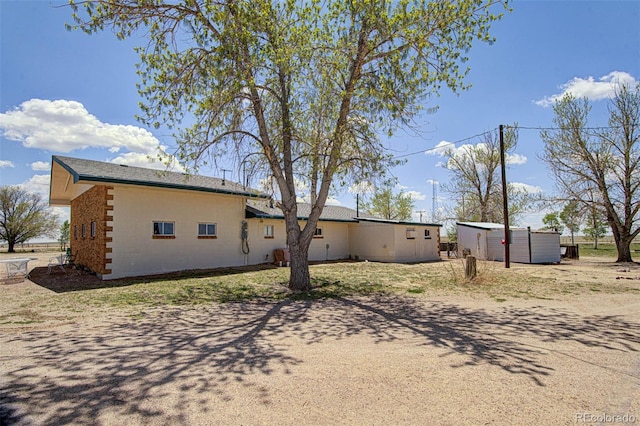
1,0 -> 639,232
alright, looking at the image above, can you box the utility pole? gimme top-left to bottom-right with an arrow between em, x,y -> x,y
499,124 -> 510,268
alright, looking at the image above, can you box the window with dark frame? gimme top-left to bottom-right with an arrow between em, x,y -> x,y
313,227 -> 324,238
424,229 -> 431,239
198,223 -> 217,238
81,223 -> 86,239
153,221 -> 175,237
91,221 -> 96,238
264,225 -> 274,238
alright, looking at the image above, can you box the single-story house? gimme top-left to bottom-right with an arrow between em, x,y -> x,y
456,222 -> 561,264
50,156 -> 441,279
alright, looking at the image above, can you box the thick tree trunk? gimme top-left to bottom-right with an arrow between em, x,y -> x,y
288,241 -> 311,291
7,239 -> 16,253
281,203 -> 314,292
615,238 -> 634,263
611,221 -> 634,262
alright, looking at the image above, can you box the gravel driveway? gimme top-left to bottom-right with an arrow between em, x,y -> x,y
1,253 -> 639,425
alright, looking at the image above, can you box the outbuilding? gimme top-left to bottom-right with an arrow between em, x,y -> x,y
456,222 -> 560,264
348,218 -> 441,263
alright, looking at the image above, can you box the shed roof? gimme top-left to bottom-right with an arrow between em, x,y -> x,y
50,155 -> 267,206
456,221 -> 525,231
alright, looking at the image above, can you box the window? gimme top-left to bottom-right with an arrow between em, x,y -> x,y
313,227 -> 324,238
198,223 -> 217,239
81,223 -> 86,239
74,225 -> 78,240
406,228 -> 416,239
424,229 -> 431,239
264,225 -> 274,239
91,221 -> 97,238
153,221 -> 175,238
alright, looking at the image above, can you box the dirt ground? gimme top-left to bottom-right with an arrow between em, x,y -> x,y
1,252 -> 639,425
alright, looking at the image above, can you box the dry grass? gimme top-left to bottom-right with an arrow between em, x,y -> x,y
1,254 -> 639,328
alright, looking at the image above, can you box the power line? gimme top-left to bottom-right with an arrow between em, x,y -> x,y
514,125 -> 625,131
393,129 -> 496,159
393,124 -> 629,160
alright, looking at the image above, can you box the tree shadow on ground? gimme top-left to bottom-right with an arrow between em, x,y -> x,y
1,296 -> 639,424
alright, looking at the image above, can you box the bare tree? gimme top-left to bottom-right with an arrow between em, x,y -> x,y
540,83 -> 640,262
440,126 -> 534,224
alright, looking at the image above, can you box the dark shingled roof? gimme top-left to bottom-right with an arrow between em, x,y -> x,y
52,155 -> 268,198
356,217 -> 441,227
246,200 -> 441,226
246,199 -> 359,222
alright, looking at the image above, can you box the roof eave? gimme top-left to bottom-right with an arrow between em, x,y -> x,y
357,217 -> 442,227
52,155 -> 268,199
75,175 -> 268,198
246,211 -> 357,222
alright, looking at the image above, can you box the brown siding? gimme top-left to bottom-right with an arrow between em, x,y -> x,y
70,185 -> 113,276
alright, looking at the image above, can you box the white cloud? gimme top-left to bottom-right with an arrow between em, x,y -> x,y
432,143 -> 480,162
427,140 -> 455,156
51,206 -> 70,223
428,141 -> 527,167
440,143 -> 486,170
0,160 -> 14,168
18,174 -> 51,199
0,99 -> 160,154
325,197 -> 342,206
426,179 -> 439,185
19,173 -> 70,230
506,153 -> 527,166
108,151 -> 185,172
509,182 -> 543,194
294,192 -> 342,206
405,190 -> 426,201
535,71 -> 638,107
31,161 -> 50,171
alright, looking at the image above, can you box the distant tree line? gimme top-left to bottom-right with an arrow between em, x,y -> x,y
541,201 -> 608,248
